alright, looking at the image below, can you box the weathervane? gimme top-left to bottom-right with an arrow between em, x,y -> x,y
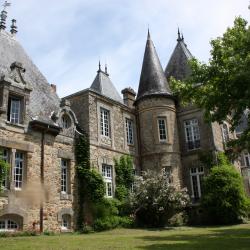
2,1 -> 11,11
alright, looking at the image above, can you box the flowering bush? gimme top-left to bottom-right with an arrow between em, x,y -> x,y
129,170 -> 189,227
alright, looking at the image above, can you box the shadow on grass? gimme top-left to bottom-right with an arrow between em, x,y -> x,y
136,227 -> 250,250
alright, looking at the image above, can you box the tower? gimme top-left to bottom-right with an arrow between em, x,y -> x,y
135,31 -> 182,187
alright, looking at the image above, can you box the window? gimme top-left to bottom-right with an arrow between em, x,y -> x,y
0,219 -> 18,231
61,214 -> 71,230
1,149 -> 9,189
8,96 -> 21,124
102,164 -> 113,197
100,108 -> 110,137
222,123 -> 230,143
126,118 -> 134,145
184,119 -> 201,150
61,114 -> 71,129
162,166 -> 173,183
190,166 -> 204,200
61,159 -> 69,193
158,118 -> 167,141
14,151 -> 24,189
244,153 -> 250,167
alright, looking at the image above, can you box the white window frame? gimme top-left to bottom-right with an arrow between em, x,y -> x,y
158,118 -> 167,142
222,122 -> 230,143
61,214 -> 71,231
184,119 -> 201,150
102,164 -> 113,198
9,97 -> 21,124
14,151 -> 24,190
100,108 -> 110,137
0,219 -> 18,231
126,118 -> 134,145
162,166 -> 173,183
61,159 -> 69,194
190,166 -> 204,200
244,153 -> 250,167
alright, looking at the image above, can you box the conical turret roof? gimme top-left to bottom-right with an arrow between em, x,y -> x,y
165,31 -> 193,81
136,31 -> 172,101
90,65 -> 123,103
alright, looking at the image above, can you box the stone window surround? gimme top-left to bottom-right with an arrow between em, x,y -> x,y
97,102 -> 114,148
59,158 -> 72,200
124,114 -> 135,147
190,166 -> 204,200
57,208 -> 73,231
0,147 -> 26,192
184,118 -> 201,151
244,152 -> 250,167
221,122 -> 230,144
152,111 -> 171,145
102,163 -> 113,198
157,117 -> 168,142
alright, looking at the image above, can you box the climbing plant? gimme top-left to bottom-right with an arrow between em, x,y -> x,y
114,155 -> 134,200
0,150 -> 9,192
75,129 -> 105,230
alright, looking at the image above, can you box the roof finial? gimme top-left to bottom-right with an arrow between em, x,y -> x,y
105,63 -> 108,75
147,27 -> 151,40
177,27 -> 181,42
10,19 -> 17,35
0,1 -> 11,31
98,60 -> 101,72
181,33 -> 184,41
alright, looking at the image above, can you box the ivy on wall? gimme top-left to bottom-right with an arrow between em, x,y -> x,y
114,155 -> 134,201
0,150 -> 9,192
75,129 -> 105,230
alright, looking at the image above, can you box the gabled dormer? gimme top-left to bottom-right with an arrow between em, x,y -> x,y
0,62 -> 32,126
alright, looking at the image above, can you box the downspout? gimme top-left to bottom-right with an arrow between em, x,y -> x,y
40,130 -> 45,233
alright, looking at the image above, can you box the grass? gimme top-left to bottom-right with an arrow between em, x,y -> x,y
1,223 -> 250,250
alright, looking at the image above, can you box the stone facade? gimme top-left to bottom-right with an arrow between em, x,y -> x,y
0,18 -> 249,233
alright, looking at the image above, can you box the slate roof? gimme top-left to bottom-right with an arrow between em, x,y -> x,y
165,33 -> 193,81
90,68 -> 123,103
136,31 -> 172,101
0,30 -> 60,123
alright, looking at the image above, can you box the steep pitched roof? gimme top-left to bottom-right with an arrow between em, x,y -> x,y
165,31 -> 193,81
0,30 -> 60,122
137,31 -> 171,101
90,66 -> 123,103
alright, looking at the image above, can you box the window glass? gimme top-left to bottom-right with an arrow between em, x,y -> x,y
100,108 -> 110,137
8,97 -> 21,124
126,118 -> 134,145
184,119 -> 201,150
158,118 -> 167,141
62,114 -> 71,129
61,159 -> 68,193
190,166 -> 204,200
14,151 -> 24,189
102,164 -> 113,197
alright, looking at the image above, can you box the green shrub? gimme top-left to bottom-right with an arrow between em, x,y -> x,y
93,216 -> 133,231
168,212 -> 187,227
0,231 -> 38,237
201,153 -> 250,224
43,230 -> 56,236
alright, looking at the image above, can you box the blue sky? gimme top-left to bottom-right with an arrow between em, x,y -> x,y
4,0 -> 250,97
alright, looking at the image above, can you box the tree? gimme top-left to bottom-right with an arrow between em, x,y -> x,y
170,17 -> 250,152
130,170 -> 189,227
201,153 -> 250,224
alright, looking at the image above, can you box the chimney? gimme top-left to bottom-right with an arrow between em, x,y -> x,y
50,84 -> 57,93
121,87 -> 136,108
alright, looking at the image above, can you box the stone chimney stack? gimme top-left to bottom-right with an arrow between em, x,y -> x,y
121,87 -> 136,108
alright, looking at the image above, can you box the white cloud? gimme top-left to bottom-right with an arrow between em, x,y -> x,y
5,0 -> 250,97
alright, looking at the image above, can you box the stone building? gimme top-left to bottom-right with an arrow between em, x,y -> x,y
0,9 -> 249,232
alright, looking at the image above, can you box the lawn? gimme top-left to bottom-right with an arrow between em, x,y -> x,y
1,223 -> 250,250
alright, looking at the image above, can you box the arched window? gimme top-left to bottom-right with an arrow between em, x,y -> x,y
0,219 -> 18,231
61,114 -> 71,129
61,214 -> 71,230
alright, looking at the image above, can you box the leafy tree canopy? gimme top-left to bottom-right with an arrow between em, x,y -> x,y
170,17 -> 250,152
201,153 -> 250,224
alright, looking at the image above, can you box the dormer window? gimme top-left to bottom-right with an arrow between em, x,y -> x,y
62,114 -> 71,129
7,95 -> 22,124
